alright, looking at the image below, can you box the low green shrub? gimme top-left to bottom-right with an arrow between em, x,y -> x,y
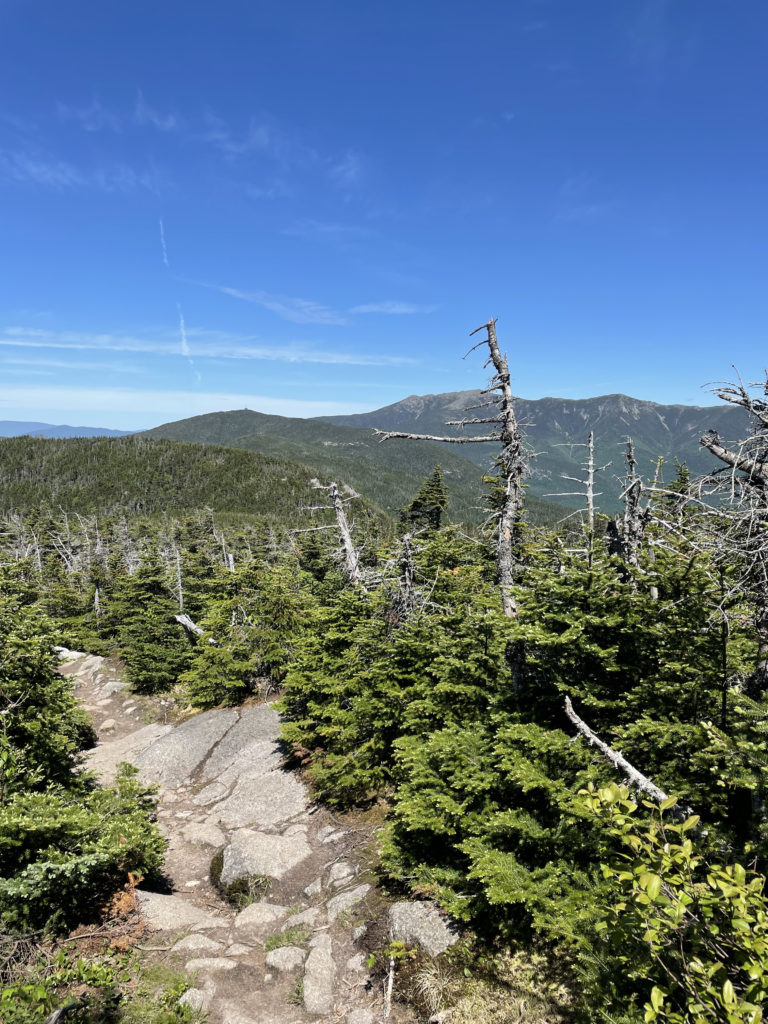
0,765 -> 166,934
0,945 -> 201,1023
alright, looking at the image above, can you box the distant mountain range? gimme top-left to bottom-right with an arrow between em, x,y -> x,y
0,421 -> 130,439
5,391 -> 749,519
323,391 -> 749,511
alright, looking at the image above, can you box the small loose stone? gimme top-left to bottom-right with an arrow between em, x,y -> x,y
320,829 -> 345,844
283,823 -> 308,837
225,942 -> 251,956
346,1010 -> 375,1024
303,877 -> 323,898
327,884 -> 370,922
281,907 -> 320,930
178,989 -> 206,1011
328,861 -> 355,888
346,952 -> 367,973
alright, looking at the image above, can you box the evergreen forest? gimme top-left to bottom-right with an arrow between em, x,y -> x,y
3,328 -> 768,1023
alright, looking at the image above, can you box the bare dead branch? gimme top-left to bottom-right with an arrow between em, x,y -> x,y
700,431 -> 768,488
444,417 -> 502,427
564,697 -> 694,820
374,429 -> 500,444
469,318 -> 496,337
175,614 -> 219,646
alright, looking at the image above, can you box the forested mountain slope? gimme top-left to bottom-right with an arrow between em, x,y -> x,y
323,391 -> 749,510
142,408 -> 563,525
0,434 -> 383,527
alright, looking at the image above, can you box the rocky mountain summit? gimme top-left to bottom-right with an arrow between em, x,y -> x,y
59,651 -> 457,1024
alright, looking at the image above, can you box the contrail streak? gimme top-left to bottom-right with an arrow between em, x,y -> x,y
159,218 -> 169,268
177,304 -> 200,382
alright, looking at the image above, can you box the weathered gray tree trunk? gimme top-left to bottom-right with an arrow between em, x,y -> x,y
400,532 -> 416,615
293,482 -> 363,584
606,438 -> 649,583
699,378 -> 768,694
377,319 -> 525,617
545,430 -> 610,565
175,545 -> 183,611
330,482 -> 362,584
620,439 -> 644,571
175,613 -> 220,646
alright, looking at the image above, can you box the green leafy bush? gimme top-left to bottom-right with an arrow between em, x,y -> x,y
583,782 -> 768,1024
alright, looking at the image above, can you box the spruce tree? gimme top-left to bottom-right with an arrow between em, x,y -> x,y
399,464 -> 449,531
113,561 -> 193,693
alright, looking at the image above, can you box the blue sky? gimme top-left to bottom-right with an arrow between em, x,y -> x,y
1,0 -> 766,429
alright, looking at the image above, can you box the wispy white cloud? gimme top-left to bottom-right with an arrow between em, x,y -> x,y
628,0 -> 670,79
2,356 -> 144,374
0,385 -> 372,429
212,285 -> 349,326
350,301 -> 435,315
0,150 -> 86,188
557,200 -> 618,223
57,99 -> 121,133
200,111 -> 321,172
555,174 -> 619,224
0,147 -> 155,192
134,91 -> 179,132
44,94 -> 364,200
282,219 -> 371,239
202,111 -> 275,158
328,150 -> 362,186
626,0 -> 698,84
0,326 -> 416,367
2,368 -> 57,377
91,163 -> 155,192
0,112 -> 39,137
246,179 -> 293,200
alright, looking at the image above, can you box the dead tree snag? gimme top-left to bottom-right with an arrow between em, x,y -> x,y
293,481 -> 362,584
377,319 -> 525,617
